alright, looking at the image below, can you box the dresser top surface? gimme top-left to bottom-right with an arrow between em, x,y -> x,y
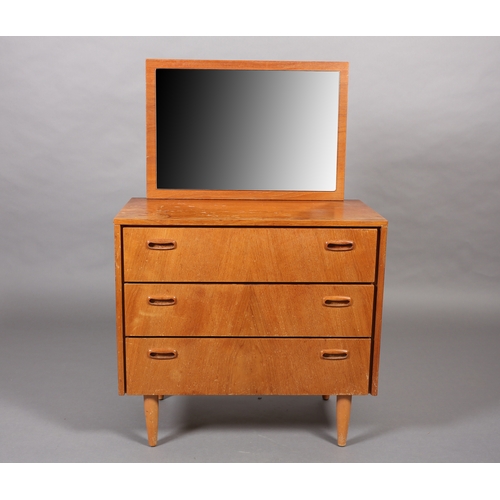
114,198 -> 387,227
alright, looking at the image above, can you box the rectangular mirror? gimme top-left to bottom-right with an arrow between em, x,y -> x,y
146,60 -> 348,200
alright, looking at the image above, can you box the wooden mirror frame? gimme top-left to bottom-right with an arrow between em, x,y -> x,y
146,59 -> 348,200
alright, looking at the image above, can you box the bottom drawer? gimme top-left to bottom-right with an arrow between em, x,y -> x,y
125,338 -> 371,396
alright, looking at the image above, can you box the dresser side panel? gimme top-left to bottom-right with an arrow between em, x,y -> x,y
114,224 -> 125,395
370,225 -> 388,395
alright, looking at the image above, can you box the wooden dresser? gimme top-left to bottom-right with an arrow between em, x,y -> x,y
114,197 -> 387,446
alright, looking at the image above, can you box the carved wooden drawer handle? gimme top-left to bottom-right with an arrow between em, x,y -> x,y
321,350 -> 349,360
146,240 -> 177,250
148,297 -> 177,306
322,296 -> 352,307
148,350 -> 178,360
324,240 -> 354,251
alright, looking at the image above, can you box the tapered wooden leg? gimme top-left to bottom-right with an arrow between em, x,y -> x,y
322,395 -> 330,401
144,395 -> 159,447
336,395 -> 352,447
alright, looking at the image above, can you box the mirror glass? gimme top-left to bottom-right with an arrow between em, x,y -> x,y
156,69 -> 340,191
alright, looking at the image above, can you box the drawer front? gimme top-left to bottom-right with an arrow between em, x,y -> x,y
124,284 -> 374,337
125,338 -> 371,395
123,227 -> 377,283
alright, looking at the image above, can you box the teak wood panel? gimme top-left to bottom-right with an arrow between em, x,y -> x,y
114,225 -> 125,395
146,60 -> 348,201
124,284 -> 374,337
122,227 -> 378,283
114,198 -> 388,227
369,224 -> 388,395
125,338 -> 371,395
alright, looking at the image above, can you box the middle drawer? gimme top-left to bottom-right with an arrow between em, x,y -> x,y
124,284 -> 374,337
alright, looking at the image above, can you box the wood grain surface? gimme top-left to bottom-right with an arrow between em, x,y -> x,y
124,284 -> 374,337
122,227 -> 378,283
125,337 -> 371,395
114,198 -> 387,227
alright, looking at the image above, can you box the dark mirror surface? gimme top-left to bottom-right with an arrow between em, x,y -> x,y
156,69 -> 340,191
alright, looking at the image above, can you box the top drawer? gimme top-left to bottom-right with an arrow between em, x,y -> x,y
123,227 -> 378,283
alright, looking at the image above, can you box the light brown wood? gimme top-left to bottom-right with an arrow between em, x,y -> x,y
124,284 -> 374,337
336,395 -> 352,447
115,197 -> 387,447
114,224 -> 125,395
115,56 -> 387,448
123,227 -> 378,283
114,198 -> 387,227
125,338 -> 371,396
370,224 -> 388,395
143,395 -> 159,446
145,59 -> 348,201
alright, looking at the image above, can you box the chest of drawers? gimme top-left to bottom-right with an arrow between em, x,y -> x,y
114,197 -> 387,447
